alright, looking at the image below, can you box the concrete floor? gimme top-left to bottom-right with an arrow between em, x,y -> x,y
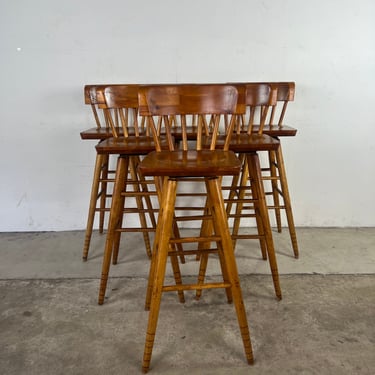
0,228 -> 374,374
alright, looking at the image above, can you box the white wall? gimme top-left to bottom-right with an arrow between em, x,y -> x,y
0,0 -> 374,231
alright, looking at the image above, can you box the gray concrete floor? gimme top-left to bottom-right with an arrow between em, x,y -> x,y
0,228 -> 374,374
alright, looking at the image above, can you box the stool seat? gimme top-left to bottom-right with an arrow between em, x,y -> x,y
204,133 -> 280,152
80,127 -> 120,140
95,136 -> 160,155
138,150 -> 241,177
261,125 -> 297,137
228,82 -> 299,258
229,133 -> 280,152
80,126 -> 145,140
136,84 -> 255,372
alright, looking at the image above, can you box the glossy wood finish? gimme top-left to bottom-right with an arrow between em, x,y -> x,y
81,84 -> 146,139
227,82 -> 299,259
82,85 -> 116,260
224,83 -> 278,256
96,85 -> 160,304
197,83 -> 282,300
262,82 -> 298,257
139,150 -> 241,177
97,84 -> 141,138
137,84 -> 253,373
268,82 -> 296,128
80,126 -> 118,140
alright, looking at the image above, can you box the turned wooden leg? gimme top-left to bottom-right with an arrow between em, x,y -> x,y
247,153 -> 282,300
268,150 -> 282,232
195,199 -> 212,299
130,156 -> 153,259
225,153 -> 246,218
136,155 -> 158,249
142,178 -> 177,373
275,144 -> 299,258
98,156 -> 128,305
196,194 -> 233,303
99,154 -> 110,234
205,177 -> 254,364
83,153 -> 105,261
169,243 -> 185,304
144,177 -> 167,311
231,158 -> 267,260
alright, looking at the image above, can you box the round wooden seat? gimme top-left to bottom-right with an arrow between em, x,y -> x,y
139,150 -> 241,177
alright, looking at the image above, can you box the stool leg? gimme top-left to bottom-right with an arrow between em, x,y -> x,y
142,178 -> 177,373
195,202 -> 213,299
99,154 -> 110,234
225,153 -> 246,217
83,153 -> 104,261
275,144 -> 299,258
230,161 -> 246,247
129,156 -> 153,259
138,174 -> 158,229
169,243 -> 185,304
98,156 -> 128,305
111,156 -> 136,264
112,156 -> 153,264
231,159 -> 267,259
145,176 -> 166,310
195,210 -> 233,303
205,177 -> 254,364
247,153 -> 282,300
268,150 -> 282,232
136,156 -> 158,234
172,220 -> 186,264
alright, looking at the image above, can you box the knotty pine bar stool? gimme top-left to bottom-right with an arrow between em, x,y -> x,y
96,85 -> 187,304
225,83 -> 279,254
81,84 -> 149,261
259,82 -> 299,258
223,82 -> 298,257
197,83 -> 282,301
137,84 -> 253,373
81,85 -> 115,260
95,85 -> 158,265
81,84 -> 123,141
228,82 -> 299,258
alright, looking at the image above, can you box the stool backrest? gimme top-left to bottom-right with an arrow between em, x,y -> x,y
84,84 -> 108,129
268,82 -> 295,127
101,85 -> 143,138
230,83 -> 277,135
138,84 -> 246,152
84,84 -> 144,136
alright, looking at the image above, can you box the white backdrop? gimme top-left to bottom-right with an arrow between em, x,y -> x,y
1,0 -> 374,231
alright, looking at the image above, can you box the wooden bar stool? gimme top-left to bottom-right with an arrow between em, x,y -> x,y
225,83 -> 279,254
136,84 -> 253,373
95,85 -> 157,263
93,86 -> 163,302
81,84 -> 150,261
260,82 -> 299,258
226,82 -> 299,258
96,85 -> 187,304
81,85 -> 115,260
196,83 -> 282,301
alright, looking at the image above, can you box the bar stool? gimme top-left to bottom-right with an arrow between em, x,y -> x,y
81,85 -> 114,260
226,82 -> 299,258
260,82 -> 299,258
136,84 -> 253,372
81,84 -> 151,261
225,83 -> 279,252
96,85 -> 188,304
196,83 -> 282,300
95,85 -> 158,264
